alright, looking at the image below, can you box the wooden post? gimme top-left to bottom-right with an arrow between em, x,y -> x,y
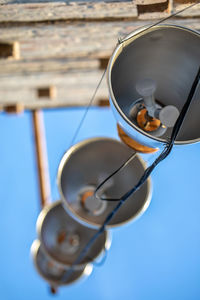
32,110 -> 51,208
33,110 -> 57,294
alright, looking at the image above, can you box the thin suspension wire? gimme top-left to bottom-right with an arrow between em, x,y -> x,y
67,0 -> 200,200
119,1 -> 200,44
61,2 -> 200,282
69,0 -> 200,151
50,69 -> 107,197
54,1 -> 200,194
55,1 -> 200,193
69,69 -> 107,147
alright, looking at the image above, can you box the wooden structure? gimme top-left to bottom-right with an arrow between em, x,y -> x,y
0,0 -> 199,111
0,0 -> 199,293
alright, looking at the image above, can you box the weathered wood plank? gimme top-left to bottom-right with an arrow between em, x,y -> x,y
136,0 -> 170,16
138,3 -> 200,19
0,70 -> 106,87
0,1 -> 198,110
138,11 -> 169,19
0,70 -> 109,109
0,2 -> 138,22
0,1 -> 198,23
0,21 -> 141,60
173,0 -> 197,4
0,0 -> 128,3
0,18 -> 199,61
135,0 -> 168,4
0,57 -> 100,74
138,1 -> 200,19
0,1 -> 67,4
173,2 -> 200,17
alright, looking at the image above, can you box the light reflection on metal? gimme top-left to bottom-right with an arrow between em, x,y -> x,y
58,137 -> 152,229
36,201 -> 111,268
107,24 -> 200,150
31,240 -> 93,288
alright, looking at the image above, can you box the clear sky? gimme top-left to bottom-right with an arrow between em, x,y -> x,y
1,107 -> 200,300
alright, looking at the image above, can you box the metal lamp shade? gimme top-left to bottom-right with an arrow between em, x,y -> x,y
31,240 -> 93,286
58,137 -> 152,229
107,25 -> 200,149
37,201 -> 110,268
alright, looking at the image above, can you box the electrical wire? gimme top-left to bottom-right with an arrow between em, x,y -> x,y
55,1 -> 200,195
61,2 -> 200,282
95,66 -> 200,201
62,65 -> 200,283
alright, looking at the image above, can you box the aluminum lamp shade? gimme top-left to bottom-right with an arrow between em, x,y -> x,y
37,201 -> 111,268
31,240 -> 93,287
58,137 -> 152,229
107,25 -> 200,149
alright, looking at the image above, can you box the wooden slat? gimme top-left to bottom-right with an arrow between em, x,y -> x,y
0,0 -> 127,3
0,0 -> 66,3
0,22 -> 139,60
4,103 -> 24,114
0,1 -> 199,110
174,0 -> 198,4
0,1 -> 198,23
0,18 -> 199,109
0,22 -> 124,59
0,2 -> 138,23
0,70 -> 108,109
37,86 -> 57,99
136,0 -> 170,15
0,18 -> 199,61
0,41 -> 20,59
173,2 -> 200,17
138,1 -> 200,19
138,11 -> 169,19
136,0 -> 168,4
0,58 -> 100,75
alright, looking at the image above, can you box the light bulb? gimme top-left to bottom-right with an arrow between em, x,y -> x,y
136,78 -> 179,130
136,78 -> 157,117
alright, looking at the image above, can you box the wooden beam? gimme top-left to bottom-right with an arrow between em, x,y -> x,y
0,2 -> 138,23
4,102 -> 24,113
0,58 -> 99,75
0,19 -> 199,61
173,2 -> 200,17
0,70 -> 108,108
0,1 -> 198,24
0,41 -> 20,59
136,0 -> 170,15
37,86 -> 57,99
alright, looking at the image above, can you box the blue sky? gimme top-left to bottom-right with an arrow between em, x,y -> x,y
1,107 -> 200,300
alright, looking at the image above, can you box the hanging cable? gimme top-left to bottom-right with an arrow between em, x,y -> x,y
62,65 -> 200,283
95,66 -> 200,201
61,2 -> 200,282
